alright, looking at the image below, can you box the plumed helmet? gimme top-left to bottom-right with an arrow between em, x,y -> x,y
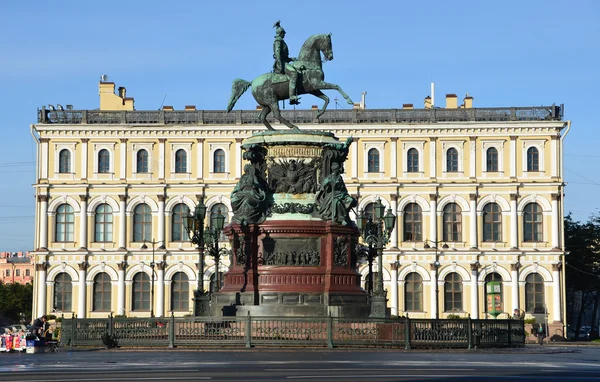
273,20 -> 286,36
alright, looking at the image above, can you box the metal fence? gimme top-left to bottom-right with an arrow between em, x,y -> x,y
38,106 -> 562,125
59,315 -> 524,349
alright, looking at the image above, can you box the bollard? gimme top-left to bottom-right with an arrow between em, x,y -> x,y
327,314 -> 334,349
467,315 -> 472,349
245,312 -> 252,348
404,315 -> 411,350
168,312 -> 175,348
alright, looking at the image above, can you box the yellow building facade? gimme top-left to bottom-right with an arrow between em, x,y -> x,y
31,82 -> 569,334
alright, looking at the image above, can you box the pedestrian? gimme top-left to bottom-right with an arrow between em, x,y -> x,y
31,315 -> 47,337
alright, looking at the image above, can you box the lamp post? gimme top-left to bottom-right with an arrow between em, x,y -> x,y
424,239 -> 448,320
186,200 -> 226,316
140,239 -> 162,318
357,197 -> 396,318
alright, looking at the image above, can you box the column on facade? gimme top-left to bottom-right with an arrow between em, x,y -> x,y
196,138 -> 204,180
552,263 -> 562,322
81,138 -> 89,180
430,263 -> 438,319
40,138 -> 49,180
235,138 -> 242,179
36,263 -> 48,317
38,195 -> 49,249
390,262 -> 399,316
156,262 -> 165,317
390,194 -> 399,248
429,138 -> 436,179
551,193 -> 560,249
79,195 -> 88,249
157,195 -> 166,246
118,194 -> 127,249
78,262 -> 87,318
511,263 -> 520,312
469,137 -> 476,178
429,194 -> 437,243
470,262 -> 479,319
158,138 -> 166,180
119,138 -> 127,180
509,136 -> 517,178
469,194 -> 478,248
510,193 -> 518,249
390,137 -> 398,179
351,138 -> 358,179
117,262 -> 126,315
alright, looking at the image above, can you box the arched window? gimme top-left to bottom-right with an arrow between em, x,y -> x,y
362,202 -> 376,220
56,204 -> 75,242
364,272 -> 378,295
54,272 -> 72,312
484,273 -> 502,313
94,203 -> 113,242
486,147 -> 498,172
403,203 -> 422,242
367,148 -> 380,173
132,272 -> 150,311
407,148 -> 419,173
210,272 -> 224,294
213,149 -> 226,173
483,203 -> 502,242
137,149 -> 148,173
59,149 -> 71,173
93,273 -> 111,312
175,149 -> 187,173
133,204 -> 152,242
525,273 -> 545,313
446,148 -> 459,172
523,203 -> 543,242
171,272 -> 189,311
211,203 -> 229,242
98,149 -> 110,173
405,272 -> 423,311
171,203 -> 190,242
527,147 -> 539,171
443,203 -> 462,242
444,272 -> 463,312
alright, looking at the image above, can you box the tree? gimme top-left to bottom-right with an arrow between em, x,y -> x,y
0,281 -> 33,323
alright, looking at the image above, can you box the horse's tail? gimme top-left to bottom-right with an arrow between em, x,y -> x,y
227,78 -> 252,112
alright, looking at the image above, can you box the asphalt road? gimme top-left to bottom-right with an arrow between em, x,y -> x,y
0,345 -> 599,381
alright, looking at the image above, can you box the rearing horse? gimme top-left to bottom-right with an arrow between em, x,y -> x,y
227,33 -> 354,131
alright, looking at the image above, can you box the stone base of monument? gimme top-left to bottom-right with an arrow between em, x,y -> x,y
212,220 -> 370,318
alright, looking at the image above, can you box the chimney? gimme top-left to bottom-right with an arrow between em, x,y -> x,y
311,105 -> 318,110
402,103 -> 414,110
162,106 -> 174,111
256,105 -> 262,110
185,105 -> 196,110
118,87 -> 126,99
98,79 -> 135,111
463,94 -> 474,109
424,96 -> 432,109
445,94 -> 458,109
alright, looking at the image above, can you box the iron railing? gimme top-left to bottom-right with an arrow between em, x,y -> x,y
59,314 -> 525,349
37,106 -> 562,125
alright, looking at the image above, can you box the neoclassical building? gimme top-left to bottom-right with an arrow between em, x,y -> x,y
31,81 -> 569,334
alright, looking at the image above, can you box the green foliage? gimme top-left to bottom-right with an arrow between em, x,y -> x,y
524,317 -> 536,324
446,314 -> 465,319
0,281 -> 33,322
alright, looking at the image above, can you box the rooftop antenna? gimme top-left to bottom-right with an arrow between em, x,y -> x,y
334,97 -> 338,109
100,74 -> 108,82
159,95 -> 167,110
431,82 -> 435,108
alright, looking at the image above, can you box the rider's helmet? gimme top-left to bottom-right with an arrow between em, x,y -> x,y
273,20 -> 286,37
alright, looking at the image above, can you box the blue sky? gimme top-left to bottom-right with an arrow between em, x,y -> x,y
0,0 -> 598,252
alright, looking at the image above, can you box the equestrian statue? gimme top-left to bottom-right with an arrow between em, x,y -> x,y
227,21 -> 354,131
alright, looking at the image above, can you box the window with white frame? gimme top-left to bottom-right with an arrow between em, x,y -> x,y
522,140 -> 545,173
402,141 -> 425,175
132,143 -> 154,175
481,140 -> 505,175
175,149 -> 187,173
362,141 -> 386,175
137,150 -> 149,173
93,143 -> 115,175
367,148 -> 380,173
208,142 -> 230,176
53,143 -> 77,176
441,141 -> 464,175
170,143 -> 192,175
59,149 -> 71,173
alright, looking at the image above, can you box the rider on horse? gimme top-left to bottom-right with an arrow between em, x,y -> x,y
273,21 -> 300,105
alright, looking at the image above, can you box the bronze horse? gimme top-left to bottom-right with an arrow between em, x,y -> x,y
227,34 -> 354,131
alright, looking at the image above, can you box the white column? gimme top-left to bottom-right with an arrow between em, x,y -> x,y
79,195 -> 88,249
551,137 -> 558,177
37,264 -> 48,317
469,194 -> 477,248
469,137 -> 476,178
196,138 -> 204,179
390,138 -> 398,179
509,136 -> 517,178
552,264 -> 561,322
117,262 -> 126,315
551,194 -> 560,248
351,138 -> 358,178
390,263 -> 399,316
118,195 -> 127,249
81,138 -> 88,180
119,138 -> 127,179
510,194 -> 518,249
470,263 -> 479,319
157,195 -> 166,246
159,138 -> 166,179
39,195 -> 49,249
40,138 -> 49,179
235,139 -> 242,179
77,264 -> 87,318
157,263 -> 165,317
511,263 -> 519,312
430,195 -> 437,243
430,264 -> 438,319
390,195 -> 398,248
429,138 -> 437,179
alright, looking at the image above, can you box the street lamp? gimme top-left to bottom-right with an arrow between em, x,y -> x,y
186,200 -> 227,316
356,197 -> 396,318
140,239 -> 162,318
423,239 -> 448,319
